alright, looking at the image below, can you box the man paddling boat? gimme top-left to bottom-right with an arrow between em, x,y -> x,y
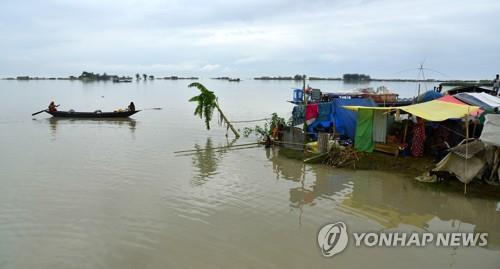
48,101 -> 58,112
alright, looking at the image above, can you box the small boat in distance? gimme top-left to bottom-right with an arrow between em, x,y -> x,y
45,110 -> 140,118
228,78 -> 240,82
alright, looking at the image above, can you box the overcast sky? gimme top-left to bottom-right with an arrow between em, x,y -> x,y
1,0 -> 499,79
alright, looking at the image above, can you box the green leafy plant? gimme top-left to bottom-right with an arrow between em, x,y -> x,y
188,82 -> 240,138
242,113 -> 286,139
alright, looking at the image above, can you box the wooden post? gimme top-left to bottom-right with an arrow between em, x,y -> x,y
318,132 -> 329,153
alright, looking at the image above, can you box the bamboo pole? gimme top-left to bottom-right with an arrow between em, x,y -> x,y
302,75 -> 308,150
215,103 -> 240,138
402,121 -> 408,143
464,112 -> 469,195
173,142 -> 259,154
175,145 -> 261,156
303,152 -> 329,163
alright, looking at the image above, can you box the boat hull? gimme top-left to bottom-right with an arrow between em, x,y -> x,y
46,110 -> 140,118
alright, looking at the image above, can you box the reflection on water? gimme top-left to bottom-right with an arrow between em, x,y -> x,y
45,117 -> 137,138
190,138 -> 237,186
266,148 -> 500,249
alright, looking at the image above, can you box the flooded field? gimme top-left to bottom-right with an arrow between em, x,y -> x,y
0,79 -> 498,268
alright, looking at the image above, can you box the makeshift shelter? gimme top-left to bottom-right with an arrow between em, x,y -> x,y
344,100 -> 480,121
438,95 -> 483,117
291,98 -> 377,139
331,98 -> 377,139
343,100 -> 481,153
433,140 -> 487,184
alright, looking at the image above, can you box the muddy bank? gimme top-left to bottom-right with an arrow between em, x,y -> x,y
353,152 -> 435,175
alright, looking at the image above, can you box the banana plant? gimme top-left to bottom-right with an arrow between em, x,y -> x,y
188,82 -> 240,138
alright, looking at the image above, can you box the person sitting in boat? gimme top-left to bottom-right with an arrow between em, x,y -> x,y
128,102 -> 136,111
48,101 -> 58,112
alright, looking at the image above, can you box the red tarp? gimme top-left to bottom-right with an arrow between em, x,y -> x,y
438,95 -> 483,117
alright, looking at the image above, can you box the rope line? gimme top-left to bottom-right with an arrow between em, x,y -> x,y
230,118 -> 271,123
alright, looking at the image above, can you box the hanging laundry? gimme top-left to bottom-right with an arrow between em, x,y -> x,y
305,103 -> 318,125
292,105 -> 305,126
411,117 -> 426,157
317,102 -> 332,122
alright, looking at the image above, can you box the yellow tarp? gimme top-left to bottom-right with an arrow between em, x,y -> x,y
343,100 -> 480,122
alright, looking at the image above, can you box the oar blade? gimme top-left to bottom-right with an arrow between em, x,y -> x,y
32,110 -> 47,116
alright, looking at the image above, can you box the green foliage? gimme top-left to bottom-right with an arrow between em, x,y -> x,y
343,73 -> 371,81
188,82 -> 218,130
242,113 -> 286,139
78,71 -> 112,81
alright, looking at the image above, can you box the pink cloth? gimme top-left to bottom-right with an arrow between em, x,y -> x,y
305,103 -> 318,125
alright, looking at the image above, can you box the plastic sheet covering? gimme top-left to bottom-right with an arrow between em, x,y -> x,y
333,98 -> 377,139
438,95 -> 483,116
480,114 -> 500,147
433,140 -> 487,184
466,92 -> 500,108
433,152 -> 485,184
344,100 -> 480,122
372,110 -> 387,143
354,108 -> 374,152
416,90 -> 443,103
455,93 -> 497,111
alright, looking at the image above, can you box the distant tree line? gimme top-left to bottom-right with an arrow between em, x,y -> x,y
79,71 -> 116,81
343,73 -> 371,82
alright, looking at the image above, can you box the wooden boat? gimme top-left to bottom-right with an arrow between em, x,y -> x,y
45,110 -> 140,118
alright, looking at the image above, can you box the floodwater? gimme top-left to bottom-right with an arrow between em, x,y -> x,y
0,79 -> 499,269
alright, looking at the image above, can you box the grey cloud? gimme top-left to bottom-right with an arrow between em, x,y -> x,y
0,0 -> 498,78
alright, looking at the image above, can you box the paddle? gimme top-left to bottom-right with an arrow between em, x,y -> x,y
143,107 -> 162,110
32,105 -> 59,116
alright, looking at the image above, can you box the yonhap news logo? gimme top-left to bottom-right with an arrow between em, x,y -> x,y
317,222 -> 349,257
317,221 -> 488,257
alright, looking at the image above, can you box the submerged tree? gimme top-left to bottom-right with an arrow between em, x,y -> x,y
188,82 -> 240,138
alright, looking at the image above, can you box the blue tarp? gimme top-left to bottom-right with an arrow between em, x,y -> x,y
332,98 -> 377,139
293,98 -> 376,139
417,90 -> 443,103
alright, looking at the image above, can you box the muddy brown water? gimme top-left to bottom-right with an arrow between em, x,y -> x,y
0,79 -> 498,268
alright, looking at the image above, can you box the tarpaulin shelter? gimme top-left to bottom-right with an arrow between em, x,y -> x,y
293,98 -> 377,140
344,100 -> 480,122
438,95 -> 483,117
343,100 -> 481,153
330,98 -> 377,139
433,140 -> 487,184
